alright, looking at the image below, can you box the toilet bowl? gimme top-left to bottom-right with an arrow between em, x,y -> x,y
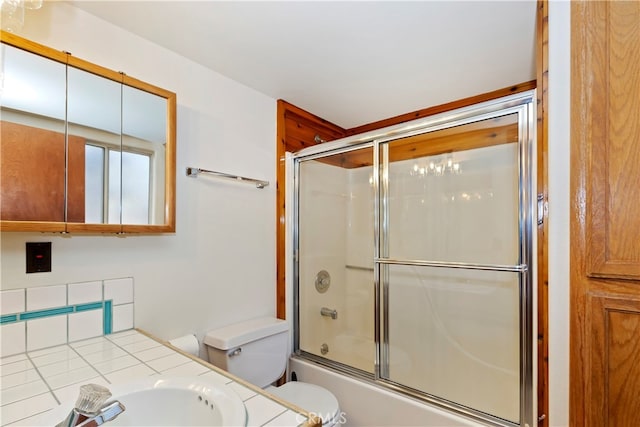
204,317 -> 341,426
266,382 -> 340,427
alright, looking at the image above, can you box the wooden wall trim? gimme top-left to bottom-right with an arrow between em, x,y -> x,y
276,100 -> 347,319
536,1 -> 549,426
276,101 -> 287,320
347,81 -> 536,136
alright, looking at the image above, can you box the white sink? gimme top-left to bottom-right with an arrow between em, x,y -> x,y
41,376 -> 247,426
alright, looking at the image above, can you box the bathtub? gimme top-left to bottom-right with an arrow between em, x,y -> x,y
289,357 -> 487,427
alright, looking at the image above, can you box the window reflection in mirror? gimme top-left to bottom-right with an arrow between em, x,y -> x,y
122,85 -> 167,225
84,145 -> 152,224
67,65 -> 122,224
85,144 -> 105,222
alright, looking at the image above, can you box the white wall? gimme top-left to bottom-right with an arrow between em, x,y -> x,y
0,3 -> 277,353
547,1 -> 571,426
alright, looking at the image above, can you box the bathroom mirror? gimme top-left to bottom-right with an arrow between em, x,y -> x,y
121,84 -> 168,227
0,31 -> 176,233
66,63 -> 123,228
0,41 -> 67,228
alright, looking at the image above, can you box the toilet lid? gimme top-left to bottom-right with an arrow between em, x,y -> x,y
270,382 -> 340,425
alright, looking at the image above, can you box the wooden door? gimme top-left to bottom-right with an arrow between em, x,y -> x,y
0,121 -> 86,223
570,1 -> 640,426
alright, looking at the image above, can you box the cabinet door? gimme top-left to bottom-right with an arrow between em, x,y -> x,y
587,295 -> 640,426
577,0 -> 640,280
571,1 -> 640,426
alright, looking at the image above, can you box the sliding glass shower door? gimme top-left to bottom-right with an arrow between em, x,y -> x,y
296,146 -> 375,374
380,113 -> 525,423
293,92 -> 535,427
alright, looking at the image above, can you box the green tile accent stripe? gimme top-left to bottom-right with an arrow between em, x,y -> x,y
0,300 -> 111,324
0,314 -> 18,324
104,300 -> 113,335
75,302 -> 104,312
20,306 -> 74,320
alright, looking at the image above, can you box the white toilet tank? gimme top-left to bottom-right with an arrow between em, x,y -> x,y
203,317 -> 289,388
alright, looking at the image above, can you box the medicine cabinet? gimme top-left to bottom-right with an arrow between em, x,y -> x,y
0,31 -> 176,233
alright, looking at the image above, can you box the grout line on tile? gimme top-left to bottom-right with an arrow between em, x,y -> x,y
261,407 -> 290,427
25,347 -> 75,405
243,393 -> 259,403
9,406 -> 54,427
0,376 -> 43,394
104,332 -> 163,375
27,342 -> 77,359
141,361 -> 162,375
38,343 -> 113,398
0,389 -> 55,413
0,360 -> 31,377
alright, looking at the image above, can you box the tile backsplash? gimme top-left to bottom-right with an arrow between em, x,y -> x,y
0,278 -> 134,357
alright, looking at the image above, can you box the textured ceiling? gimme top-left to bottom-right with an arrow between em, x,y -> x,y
71,1 -> 537,129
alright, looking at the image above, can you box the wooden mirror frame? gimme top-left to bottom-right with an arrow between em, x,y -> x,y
0,31 -> 176,234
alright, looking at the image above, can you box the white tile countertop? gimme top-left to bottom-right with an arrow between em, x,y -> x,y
0,329 -> 318,427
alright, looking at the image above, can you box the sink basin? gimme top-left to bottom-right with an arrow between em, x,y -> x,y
40,376 -> 247,426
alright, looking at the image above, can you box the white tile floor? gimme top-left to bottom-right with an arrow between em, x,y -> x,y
0,330 -> 309,427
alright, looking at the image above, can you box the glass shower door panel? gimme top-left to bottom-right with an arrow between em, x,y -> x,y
385,114 -> 520,265
298,148 -> 374,373
385,264 -> 520,423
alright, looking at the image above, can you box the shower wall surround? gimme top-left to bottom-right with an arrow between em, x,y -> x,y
0,278 -> 134,357
298,160 -> 375,373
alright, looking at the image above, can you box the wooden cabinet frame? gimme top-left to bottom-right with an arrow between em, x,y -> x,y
0,31 -> 176,234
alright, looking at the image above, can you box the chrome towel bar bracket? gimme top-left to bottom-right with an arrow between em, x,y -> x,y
186,167 -> 269,189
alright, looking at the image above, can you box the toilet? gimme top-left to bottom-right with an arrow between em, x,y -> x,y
204,317 -> 341,426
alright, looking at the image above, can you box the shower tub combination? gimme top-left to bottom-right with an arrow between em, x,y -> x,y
288,92 -> 537,427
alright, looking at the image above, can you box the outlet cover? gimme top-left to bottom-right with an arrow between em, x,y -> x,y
26,242 -> 52,273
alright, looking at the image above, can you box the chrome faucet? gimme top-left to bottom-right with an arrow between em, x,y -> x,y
321,307 -> 338,319
56,384 -> 125,427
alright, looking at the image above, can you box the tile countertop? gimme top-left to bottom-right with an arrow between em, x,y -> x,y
0,329 -> 320,427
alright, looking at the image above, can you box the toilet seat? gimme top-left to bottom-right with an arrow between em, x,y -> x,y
268,382 -> 340,426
